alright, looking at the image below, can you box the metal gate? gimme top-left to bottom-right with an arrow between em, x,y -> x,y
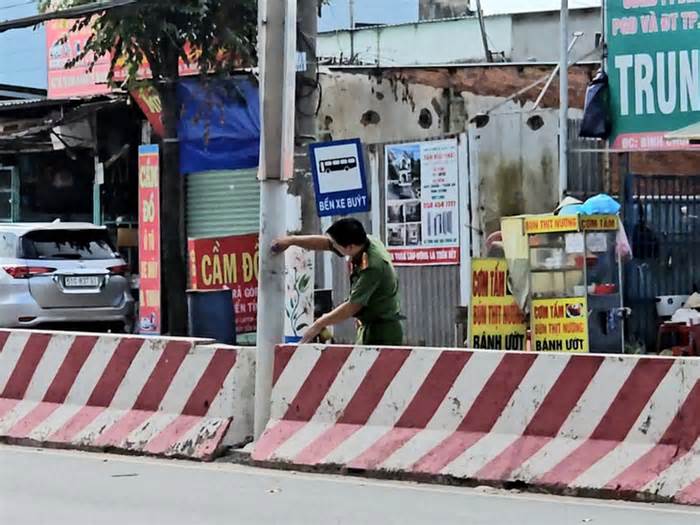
186,169 -> 260,239
567,118 -> 606,201
623,174 -> 700,350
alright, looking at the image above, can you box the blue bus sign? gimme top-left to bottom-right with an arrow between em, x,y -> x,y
309,138 -> 370,217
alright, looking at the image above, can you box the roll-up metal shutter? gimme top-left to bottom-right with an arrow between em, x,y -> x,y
186,169 -> 260,239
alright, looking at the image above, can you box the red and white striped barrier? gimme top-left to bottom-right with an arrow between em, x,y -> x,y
253,345 -> 700,506
0,330 -> 255,461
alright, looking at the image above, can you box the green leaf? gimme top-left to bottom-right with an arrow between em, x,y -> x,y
298,274 -> 310,292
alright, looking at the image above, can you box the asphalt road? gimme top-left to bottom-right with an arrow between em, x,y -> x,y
1,445 -> 698,525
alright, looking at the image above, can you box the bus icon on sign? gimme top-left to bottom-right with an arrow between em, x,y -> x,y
320,157 -> 358,173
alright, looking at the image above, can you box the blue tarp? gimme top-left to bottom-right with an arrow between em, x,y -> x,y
177,77 -> 260,174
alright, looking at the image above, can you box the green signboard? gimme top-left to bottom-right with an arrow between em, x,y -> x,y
607,0 -> 700,150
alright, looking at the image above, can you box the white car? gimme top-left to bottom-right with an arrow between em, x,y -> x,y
0,222 -> 134,332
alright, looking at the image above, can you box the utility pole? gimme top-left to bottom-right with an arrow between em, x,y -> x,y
349,0 -> 355,61
559,0 -> 569,198
475,0 -> 493,63
295,0 -> 320,235
254,0 -> 297,438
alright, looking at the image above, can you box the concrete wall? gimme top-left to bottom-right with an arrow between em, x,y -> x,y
318,8 -> 603,67
317,66 -> 594,236
317,72 -> 450,144
318,16 -> 513,66
471,107 -> 560,235
511,9 -> 603,63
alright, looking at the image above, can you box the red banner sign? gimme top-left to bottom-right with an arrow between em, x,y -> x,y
131,86 -> 165,137
47,19 -> 111,99
47,19 -> 200,99
138,145 -> 161,334
388,247 -> 460,266
188,233 -> 259,334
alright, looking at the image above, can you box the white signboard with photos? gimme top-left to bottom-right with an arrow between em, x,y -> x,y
384,139 -> 460,266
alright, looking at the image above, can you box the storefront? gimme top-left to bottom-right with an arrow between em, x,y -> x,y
0,95 -> 141,234
179,76 -> 261,343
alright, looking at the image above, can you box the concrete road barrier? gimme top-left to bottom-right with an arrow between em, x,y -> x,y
0,329 -> 255,461
252,345 -> 700,506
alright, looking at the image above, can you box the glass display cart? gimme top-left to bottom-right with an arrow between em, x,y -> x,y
524,214 -> 624,354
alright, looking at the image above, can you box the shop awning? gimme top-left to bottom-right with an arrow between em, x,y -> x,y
0,95 -> 123,153
665,121 -> 700,142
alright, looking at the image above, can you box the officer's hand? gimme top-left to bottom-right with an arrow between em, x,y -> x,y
300,323 -> 323,344
271,237 -> 292,255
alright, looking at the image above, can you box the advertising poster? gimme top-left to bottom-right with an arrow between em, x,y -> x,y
385,139 -> 460,266
469,259 -> 527,351
532,297 -> 589,353
46,20 -> 200,99
46,19 -> 112,99
138,145 -> 161,334
188,233 -> 259,334
606,0 -> 700,150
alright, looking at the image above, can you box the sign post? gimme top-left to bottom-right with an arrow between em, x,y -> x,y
309,138 -> 370,217
138,145 -> 161,334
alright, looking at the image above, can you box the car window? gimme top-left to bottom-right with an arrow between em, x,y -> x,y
20,229 -> 119,261
0,232 -> 18,257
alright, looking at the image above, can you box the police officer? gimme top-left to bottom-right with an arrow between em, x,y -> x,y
272,218 -> 403,345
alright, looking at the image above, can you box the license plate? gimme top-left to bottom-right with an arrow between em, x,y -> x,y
64,276 -> 101,288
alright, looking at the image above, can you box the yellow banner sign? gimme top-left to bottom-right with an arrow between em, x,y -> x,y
469,259 -> 527,351
524,215 -> 580,234
580,215 -> 619,231
532,297 -> 589,353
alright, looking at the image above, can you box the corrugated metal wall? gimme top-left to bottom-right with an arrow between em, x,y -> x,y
331,141 -> 461,347
186,169 -> 260,239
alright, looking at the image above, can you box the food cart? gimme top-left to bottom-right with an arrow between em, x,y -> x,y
524,214 -> 624,354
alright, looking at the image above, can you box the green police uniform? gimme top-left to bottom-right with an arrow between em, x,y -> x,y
346,236 -> 403,346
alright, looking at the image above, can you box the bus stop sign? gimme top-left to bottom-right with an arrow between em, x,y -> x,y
309,138 -> 370,217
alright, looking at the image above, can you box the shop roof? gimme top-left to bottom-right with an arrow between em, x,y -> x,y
0,94 -> 122,113
0,84 -> 47,101
666,122 -> 700,142
0,95 -> 126,154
